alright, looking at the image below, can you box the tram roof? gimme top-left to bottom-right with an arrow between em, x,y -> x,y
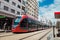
22,15 -> 38,21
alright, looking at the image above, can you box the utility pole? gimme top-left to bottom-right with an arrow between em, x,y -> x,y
52,22 -> 55,38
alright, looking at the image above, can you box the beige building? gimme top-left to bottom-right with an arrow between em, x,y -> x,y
25,0 -> 38,19
55,12 -> 60,36
55,12 -> 60,28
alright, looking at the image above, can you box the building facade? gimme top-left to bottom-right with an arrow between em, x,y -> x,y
0,0 -> 25,17
55,12 -> 60,36
25,0 -> 38,19
55,12 -> 60,28
0,0 -> 38,19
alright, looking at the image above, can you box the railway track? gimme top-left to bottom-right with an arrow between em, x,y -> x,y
0,32 -> 15,37
19,30 -> 52,40
0,30 -> 45,38
0,28 -> 52,40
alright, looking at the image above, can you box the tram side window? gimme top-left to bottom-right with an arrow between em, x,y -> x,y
28,18 -> 32,28
35,21 -> 38,28
31,20 -> 37,28
20,18 -> 28,27
31,20 -> 35,28
37,22 -> 40,28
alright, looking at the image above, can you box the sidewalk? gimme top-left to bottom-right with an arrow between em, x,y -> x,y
0,28 -> 52,40
0,29 -> 4,33
54,37 -> 60,40
54,28 -> 60,40
0,29 -> 11,33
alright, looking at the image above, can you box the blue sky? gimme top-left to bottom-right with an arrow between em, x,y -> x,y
38,0 -> 60,24
39,0 -> 54,7
38,0 -> 54,15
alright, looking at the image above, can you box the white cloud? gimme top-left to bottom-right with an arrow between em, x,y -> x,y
37,0 -> 45,2
39,0 -> 60,24
38,15 -> 42,21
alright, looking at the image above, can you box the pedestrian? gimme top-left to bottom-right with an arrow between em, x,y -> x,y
0,21 -> 1,29
4,22 -> 7,32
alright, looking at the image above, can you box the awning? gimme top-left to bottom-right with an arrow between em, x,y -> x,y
0,15 -> 6,18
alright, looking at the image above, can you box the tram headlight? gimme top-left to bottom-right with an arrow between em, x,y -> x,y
12,25 -> 17,29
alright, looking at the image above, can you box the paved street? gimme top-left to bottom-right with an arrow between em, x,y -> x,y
54,37 -> 60,40
0,28 -> 52,40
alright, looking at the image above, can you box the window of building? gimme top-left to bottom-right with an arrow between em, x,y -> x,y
4,0 -> 9,2
17,5 -> 20,8
30,5 -> 31,7
12,2 -> 16,6
18,0 -> 21,2
4,6 -> 9,11
32,14 -> 33,16
22,6 -> 25,11
17,11 -> 20,15
22,1 -> 25,5
26,2 -> 28,4
11,9 -> 15,13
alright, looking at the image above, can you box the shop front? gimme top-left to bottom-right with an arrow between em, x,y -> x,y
0,11 -> 16,31
0,15 -> 14,30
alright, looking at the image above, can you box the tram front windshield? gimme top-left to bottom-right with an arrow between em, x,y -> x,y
13,17 -> 21,28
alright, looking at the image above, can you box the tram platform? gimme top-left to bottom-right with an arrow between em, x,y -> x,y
54,28 -> 60,40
